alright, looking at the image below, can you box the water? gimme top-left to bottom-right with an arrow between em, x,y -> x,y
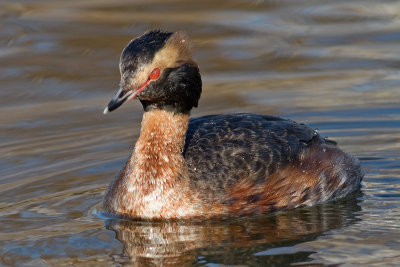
1,0 -> 399,266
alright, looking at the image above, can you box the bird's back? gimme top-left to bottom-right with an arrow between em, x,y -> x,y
183,113 -> 362,214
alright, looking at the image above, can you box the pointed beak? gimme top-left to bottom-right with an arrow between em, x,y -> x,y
103,87 -> 133,114
103,78 -> 151,114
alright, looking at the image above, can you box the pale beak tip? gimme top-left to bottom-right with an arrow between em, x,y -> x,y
103,106 -> 109,115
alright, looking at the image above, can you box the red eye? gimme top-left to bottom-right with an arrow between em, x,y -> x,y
149,68 -> 161,79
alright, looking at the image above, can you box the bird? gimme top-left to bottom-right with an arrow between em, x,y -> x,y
102,30 -> 363,220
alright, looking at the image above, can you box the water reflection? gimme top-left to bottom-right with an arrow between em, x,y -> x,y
105,192 -> 361,266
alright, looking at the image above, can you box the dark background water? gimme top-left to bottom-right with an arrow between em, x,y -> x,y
0,0 -> 399,266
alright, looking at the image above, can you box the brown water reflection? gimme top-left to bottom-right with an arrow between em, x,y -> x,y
1,0 -> 400,266
105,194 -> 361,266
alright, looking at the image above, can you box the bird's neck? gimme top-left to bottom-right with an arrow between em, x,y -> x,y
129,109 -> 189,187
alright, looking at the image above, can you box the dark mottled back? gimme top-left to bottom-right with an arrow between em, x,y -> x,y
183,113 -> 321,201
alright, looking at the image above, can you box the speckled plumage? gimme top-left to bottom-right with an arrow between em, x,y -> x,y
184,113 -> 362,215
103,30 -> 363,220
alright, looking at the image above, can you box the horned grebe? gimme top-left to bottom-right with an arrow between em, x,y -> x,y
103,30 -> 363,220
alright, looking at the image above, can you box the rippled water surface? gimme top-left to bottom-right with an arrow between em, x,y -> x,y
1,0 -> 399,266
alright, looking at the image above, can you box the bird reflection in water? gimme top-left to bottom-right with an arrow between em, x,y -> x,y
104,191 -> 361,266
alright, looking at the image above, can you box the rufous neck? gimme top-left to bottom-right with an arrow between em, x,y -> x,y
137,109 -> 189,151
132,109 -> 190,181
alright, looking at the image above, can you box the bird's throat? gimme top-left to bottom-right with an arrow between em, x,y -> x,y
131,109 -> 190,188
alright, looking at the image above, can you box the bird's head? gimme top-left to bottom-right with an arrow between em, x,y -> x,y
104,30 -> 202,114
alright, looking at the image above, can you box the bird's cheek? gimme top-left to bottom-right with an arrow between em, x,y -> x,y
136,87 -> 153,100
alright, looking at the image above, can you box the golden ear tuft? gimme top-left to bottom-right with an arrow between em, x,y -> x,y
165,31 -> 193,63
151,31 -> 194,69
